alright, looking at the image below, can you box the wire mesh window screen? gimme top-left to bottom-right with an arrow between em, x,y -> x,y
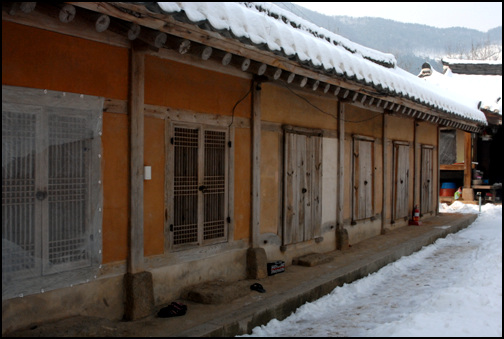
2,110 -> 37,277
203,130 -> 226,241
2,87 -> 103,299
47,114 -> 92,272
173,127 -> 199,245
171,125 -> 228,248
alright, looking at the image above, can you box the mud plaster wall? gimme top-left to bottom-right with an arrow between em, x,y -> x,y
259,84 -> 337,236
1,22 -> 130,264
144,56 -> 252,244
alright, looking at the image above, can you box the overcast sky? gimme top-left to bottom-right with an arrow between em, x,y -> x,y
291,2 -> 502,32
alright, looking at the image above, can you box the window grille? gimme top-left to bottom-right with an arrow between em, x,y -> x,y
170,125 -> 228,248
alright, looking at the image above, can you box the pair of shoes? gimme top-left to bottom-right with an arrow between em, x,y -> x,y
250,283 -> 266,293
157,301 -> 187,318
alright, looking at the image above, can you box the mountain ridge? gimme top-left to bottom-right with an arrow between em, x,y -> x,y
273,2 -> 502,74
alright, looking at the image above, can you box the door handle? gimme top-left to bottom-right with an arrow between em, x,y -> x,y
198,185 -> 207,192
36,191 -> 47,201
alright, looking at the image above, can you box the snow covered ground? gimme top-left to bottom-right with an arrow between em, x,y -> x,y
239,202 -> 502,337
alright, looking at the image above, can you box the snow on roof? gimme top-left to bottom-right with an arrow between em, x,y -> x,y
442,58 -> 502,65
422,67 -> 502,116
154,2 -> 487,125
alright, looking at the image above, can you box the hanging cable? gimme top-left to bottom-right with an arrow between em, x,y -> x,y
279,82 -> 383,123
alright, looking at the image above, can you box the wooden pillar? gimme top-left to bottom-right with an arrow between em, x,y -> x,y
464,131 -> 472,188
413,119 -> 418,210
436,125 -> 441,215
251,80 -> 261,248
336,102 -> 348,249
124,42 -> 153,321
247,79 -> 267,279
128,42 -> 145,274
381,113 -> 388,234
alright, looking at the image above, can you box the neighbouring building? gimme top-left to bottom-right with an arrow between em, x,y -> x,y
419,59 -> 502,202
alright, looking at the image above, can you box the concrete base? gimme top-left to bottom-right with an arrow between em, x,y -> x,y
293,253 -> 333,267
336,228 -> 349,250
183,279 -> 252,304
123,271 -> 154,321
246,247 -> 268,279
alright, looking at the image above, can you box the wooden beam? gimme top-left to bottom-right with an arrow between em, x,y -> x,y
273,68 -> 282,80
8,2 -> 37,15
128,42 -> 145,274
241,58 -> 251,72
287,72 -> 295,84
222,52 -> 232,66
299,76 -> 308,88
58,4 -> 76,23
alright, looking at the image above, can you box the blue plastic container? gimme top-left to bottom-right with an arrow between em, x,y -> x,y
441,182 -> 457,189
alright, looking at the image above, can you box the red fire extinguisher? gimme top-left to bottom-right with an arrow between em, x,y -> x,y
413,205 -> 420,222
409,205 -> 422,225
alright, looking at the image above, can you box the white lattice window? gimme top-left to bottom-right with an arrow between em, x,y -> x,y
168,124 -> 229,249
2,86 -> 103,298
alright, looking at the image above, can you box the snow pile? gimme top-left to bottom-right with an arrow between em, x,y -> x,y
155,2 -> 487,124
239,202 -> 502,337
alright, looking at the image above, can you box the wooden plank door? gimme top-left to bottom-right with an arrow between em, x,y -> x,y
392,142 -> 410,221
283,132 -> 322,246
420,145 -> 434,215
353,137 -> 374,222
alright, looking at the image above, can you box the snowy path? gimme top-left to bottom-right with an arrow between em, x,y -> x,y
240,203 -> 502,337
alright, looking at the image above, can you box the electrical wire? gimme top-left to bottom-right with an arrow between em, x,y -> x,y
280,82 -> 383,123
228,83 -> 253,128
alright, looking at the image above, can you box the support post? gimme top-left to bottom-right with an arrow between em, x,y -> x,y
381,113 -> 388,234
464,131 -> 472,188
247,78 -> 267,279
251,79 -> 261,249
124,42 -> 153,321
129,42 -> 145,275
336,102 -> 348,249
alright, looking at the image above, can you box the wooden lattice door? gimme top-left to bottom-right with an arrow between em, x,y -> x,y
170,125 -> 228,248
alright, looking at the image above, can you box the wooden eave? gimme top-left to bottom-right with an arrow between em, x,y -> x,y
3,2 -> 484,132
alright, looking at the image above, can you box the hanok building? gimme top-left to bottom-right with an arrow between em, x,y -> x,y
2,2 -> 488,333
419,59 -> 502,202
